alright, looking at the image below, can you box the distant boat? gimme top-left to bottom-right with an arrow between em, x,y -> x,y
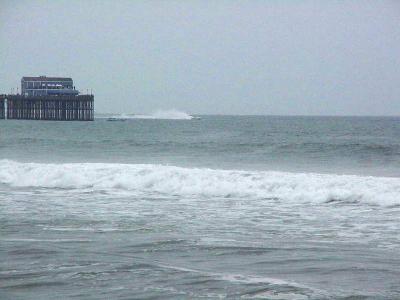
106,117 -> 126,122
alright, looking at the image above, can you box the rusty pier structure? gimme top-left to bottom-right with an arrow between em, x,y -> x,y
0,76 -> 94,121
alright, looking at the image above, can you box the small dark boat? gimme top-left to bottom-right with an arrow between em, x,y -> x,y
107,117 -> 126,122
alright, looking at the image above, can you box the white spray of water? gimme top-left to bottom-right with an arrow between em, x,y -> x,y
109,109 -> 194,120
150,109 -> 194,120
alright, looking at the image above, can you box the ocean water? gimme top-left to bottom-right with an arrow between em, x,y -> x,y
1,115 -> 400,299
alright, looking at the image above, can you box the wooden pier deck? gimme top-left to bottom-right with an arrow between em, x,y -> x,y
0,95 -> 94,121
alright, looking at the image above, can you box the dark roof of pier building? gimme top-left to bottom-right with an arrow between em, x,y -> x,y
21,76 -> 73,82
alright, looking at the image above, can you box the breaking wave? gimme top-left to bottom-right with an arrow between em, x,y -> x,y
1,160 -> 399,205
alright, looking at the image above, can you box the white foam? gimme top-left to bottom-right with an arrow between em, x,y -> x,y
153,262 -> 297,287
1,238 -> 91,242
1,160 -> 400,206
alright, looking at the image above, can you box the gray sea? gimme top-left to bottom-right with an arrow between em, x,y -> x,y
1,115 -> 400,299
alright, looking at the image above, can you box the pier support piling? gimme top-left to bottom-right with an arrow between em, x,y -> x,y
0,98 -> 4,119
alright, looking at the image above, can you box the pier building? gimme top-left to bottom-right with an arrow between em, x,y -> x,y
21,76 -> 79,97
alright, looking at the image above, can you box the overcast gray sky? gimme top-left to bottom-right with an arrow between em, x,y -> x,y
1,0 -> 399,115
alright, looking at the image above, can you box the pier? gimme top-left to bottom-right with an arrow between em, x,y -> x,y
0,76 -> 94,121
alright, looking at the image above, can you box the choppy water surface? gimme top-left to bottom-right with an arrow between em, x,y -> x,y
1,116 -> 400,299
